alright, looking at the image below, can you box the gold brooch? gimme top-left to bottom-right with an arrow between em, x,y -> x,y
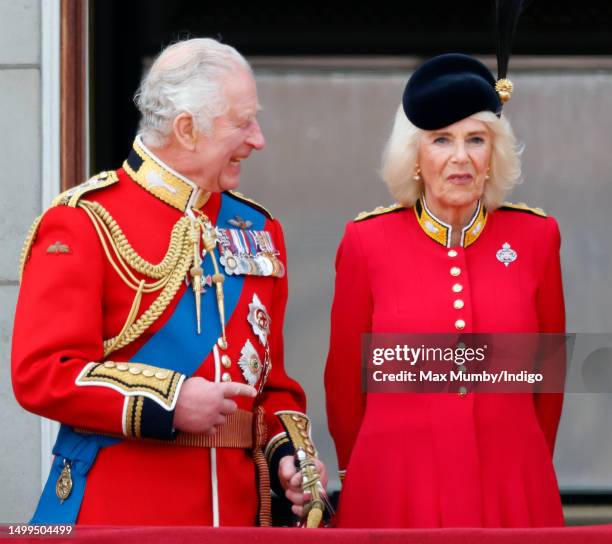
55,459 -> 73,503
495,79 -> 514,103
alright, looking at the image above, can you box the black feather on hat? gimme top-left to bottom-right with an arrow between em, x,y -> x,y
495,0 -> 531,102
402,1 -> 529,130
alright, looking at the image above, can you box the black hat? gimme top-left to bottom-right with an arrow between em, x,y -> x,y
402,54 -> 502,131
402,0 -> 528,130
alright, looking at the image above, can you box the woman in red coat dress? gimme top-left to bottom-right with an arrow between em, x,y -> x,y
324,53 -> 565,528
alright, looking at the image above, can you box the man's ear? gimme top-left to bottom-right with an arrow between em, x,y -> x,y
172,113 -> 198,150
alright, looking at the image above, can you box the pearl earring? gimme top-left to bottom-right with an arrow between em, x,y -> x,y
413,165 -> 421,181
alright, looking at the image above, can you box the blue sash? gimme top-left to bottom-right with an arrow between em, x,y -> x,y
30,426 -> 119,524
31,193 -> 266,523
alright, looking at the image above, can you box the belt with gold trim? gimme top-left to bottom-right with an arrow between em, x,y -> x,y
78,407 -> 272,526
77,408 -> 257,448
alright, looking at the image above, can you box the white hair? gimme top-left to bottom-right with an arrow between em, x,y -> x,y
381,108 -> 522,211
134,38 -> 251,147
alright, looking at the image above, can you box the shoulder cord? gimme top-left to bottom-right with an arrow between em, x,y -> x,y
80,200 -> 188,279
78,200 -> 195,357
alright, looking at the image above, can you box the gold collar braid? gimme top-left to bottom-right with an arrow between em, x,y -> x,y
123,136 -> 210,212
414,197 -> 487,248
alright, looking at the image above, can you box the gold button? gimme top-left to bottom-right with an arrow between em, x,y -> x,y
221,355 -> 231,368
452,283 -> 463,293
103,361 -> 115,369
155,371 -> 169,380
455,319 -> 466,330
221,372 -> 232,382
117,363 -> 129,371
129,366 -> 142,375
458,386 -> 468,397
143,369 -> 155,377
450,267 -> 461,277
217,337 -> 228,350
453,299 -> 465,310
448,249 -> 458,258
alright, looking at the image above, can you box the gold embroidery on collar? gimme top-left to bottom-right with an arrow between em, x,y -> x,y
415,198 -> 487,248
123,138 -> 209,212
415,198 -> 450,247
463,203 -> 487,247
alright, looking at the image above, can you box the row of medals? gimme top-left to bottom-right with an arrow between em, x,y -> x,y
222,252 -> 285,277
216,227 -> 285,278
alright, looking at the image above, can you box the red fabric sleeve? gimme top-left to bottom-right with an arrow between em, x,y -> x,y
12,206 -> 125,434
324,222 -> 372,472
534,216 -> 565,455
258,218 -> 307,443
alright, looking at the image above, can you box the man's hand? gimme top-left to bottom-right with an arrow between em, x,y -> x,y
173,377 -> 256,434
278,455 -> 328,517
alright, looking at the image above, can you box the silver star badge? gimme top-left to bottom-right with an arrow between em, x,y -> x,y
496,242 -> 517,267
238,339 -> 262,386
247,293 -> 270,346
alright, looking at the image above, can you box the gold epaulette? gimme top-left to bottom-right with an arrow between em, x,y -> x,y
354,203 -> 403,222
52,171 -> 119,207
500,201 -> 547,217
19,171 -> 119,282
227,190 -> 273,219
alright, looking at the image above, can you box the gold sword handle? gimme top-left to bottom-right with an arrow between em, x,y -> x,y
276,412 -> 331,528
296,449 -> 325,528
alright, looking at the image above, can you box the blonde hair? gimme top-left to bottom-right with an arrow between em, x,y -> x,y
381,108 -> 522,211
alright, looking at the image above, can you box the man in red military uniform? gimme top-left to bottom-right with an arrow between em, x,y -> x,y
12,38 -> 324,525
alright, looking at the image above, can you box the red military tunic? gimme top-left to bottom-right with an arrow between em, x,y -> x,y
325,198 -> 565,528
12,137 -> 307,525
